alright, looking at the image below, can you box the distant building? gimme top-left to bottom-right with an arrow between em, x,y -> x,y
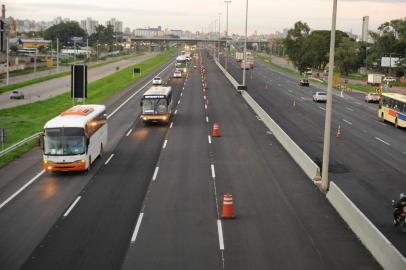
170,29 -> 182,37
346,30 -> 358,41
80,17 -> 98,35
134,26 -> 163,37
361,16 -> 369,43
106,18 -> 123,33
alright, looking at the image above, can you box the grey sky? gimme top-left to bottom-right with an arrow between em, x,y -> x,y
6,0 -> 406,35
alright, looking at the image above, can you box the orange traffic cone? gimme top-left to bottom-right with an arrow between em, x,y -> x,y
212,123 -> 220,137
336,124 -> 342,138
222,194 -> 235,219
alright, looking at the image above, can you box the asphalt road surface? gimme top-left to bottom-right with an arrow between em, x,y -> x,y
0,50 -> 379,270
0,52 -> 156,109
219,53 -> 406,256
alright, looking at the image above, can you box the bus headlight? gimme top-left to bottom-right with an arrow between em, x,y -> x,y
47,165 -> 52,170
44,160 -> 48,164
81,159 -> 86,164
162,116 -> 167,120
143,117 -> 147,120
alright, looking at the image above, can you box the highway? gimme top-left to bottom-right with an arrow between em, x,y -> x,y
219,53 -> 406,256
0,50 -> 379,270
0,52 -> 156,109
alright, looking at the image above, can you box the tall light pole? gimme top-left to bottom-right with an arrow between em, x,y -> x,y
6,36 -> 9,85
321,0 -> 338,192
242,0 -> 249,87
218,13 -> 221,61
56,38 -> 59,72
225,0 -> 231,71
214,19 -> 217,59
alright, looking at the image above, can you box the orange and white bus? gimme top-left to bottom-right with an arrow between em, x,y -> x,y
43,105 -> 108,171
379,93 -> 406,128
140,86 -> 173,124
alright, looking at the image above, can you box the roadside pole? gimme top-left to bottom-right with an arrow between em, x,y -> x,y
56,38 -> 59,72
321,0 -> 338,192
6,36 -> 9,85
242,0 -> 248,87
34,48 -> 37,73
218,13 -> 221,62
225,0 -> 231,71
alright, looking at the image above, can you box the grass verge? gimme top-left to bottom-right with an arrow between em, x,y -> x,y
0,53 -> 143,95
0,49 -> 174,168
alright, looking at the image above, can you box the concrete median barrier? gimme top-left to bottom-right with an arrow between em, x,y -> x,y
327,181 -> 406,270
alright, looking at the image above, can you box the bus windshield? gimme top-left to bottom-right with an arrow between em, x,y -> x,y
44,127 -> 86,156
142,98 -> 168,114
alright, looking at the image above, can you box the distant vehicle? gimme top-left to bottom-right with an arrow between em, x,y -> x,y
152,77 -> 162,85
299,78 -> 309,86
9,90 -> 24,99
43,105 -> 108,172
305,68 -> 312,76
313,92 -> 327,102
185,56 -> 192,61
235,52 -> 244,62
365,93 -> 380,103
379,93 -> 406,128
173,69 -> 182,78
141,86 -> 173,124
240,53 -> 254,69
383,76 -> 396,82
176,55 -> 188,73
367,73 -> 383,86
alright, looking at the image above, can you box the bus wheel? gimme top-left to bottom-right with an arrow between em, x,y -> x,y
379,113 -> 385,122
87,156 -> 91,171
395,118 -> 399,128
100,143 -> 103,158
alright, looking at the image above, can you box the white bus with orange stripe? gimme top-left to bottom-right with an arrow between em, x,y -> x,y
140,86 -> 173,124
379,93 -> 406,128
43,105 -> 108,172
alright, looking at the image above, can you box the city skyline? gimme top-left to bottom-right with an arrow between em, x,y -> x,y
6,0 -> 406,36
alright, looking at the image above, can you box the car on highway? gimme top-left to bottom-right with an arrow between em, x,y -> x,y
173,69 -> 182,78
365,92 -> 380,103
383,76 -> 396,82
299,78 -> 309,86
186,56 -> 192,61
9,90 -> 25,99
313,92 -> 327,102
152,77 -> 163,85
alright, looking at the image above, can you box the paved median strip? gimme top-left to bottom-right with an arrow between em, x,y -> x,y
63,196 -> 81,217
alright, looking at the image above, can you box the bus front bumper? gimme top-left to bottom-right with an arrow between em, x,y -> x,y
44,160 -> 86,172
141,114 -> 169,122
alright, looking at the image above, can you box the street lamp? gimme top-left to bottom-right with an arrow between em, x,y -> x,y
242,0 -> 249,87
218,13 -> 221,61
321,0 -> 338,192
225,0 -> 231,71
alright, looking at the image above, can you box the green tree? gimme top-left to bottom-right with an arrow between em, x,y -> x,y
335,37 -> 359,75
284,21 -> 310,72
44,21 -> 87,47
89,25 -> 114,47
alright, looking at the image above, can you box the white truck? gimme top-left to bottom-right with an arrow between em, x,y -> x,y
367,74 -> 383,86
240,54 -> 254,70
235,52 -> 244,62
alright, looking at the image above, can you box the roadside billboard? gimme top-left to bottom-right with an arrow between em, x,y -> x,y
381,57 -> 399,68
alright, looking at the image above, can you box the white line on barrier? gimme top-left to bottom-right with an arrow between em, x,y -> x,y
131,212 -> 144,243
63,196 -> 81,217
343,119 -> 353,125
211,164 -> 216,178
375,137 -> 390,146
208,135 -> 212,144
217,220 -> 225,250
152,167 -> 159,181
104,154 -> 115,165
0,169 -> 45,210
163,139 -> 168,149
126,128 -> 133,137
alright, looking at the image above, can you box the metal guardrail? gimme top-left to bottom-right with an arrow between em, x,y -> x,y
0,132 -> 41,158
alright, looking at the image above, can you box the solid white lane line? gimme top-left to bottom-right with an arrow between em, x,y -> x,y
107,60 -> 174,119
170,122 -> 173,128
217,220 -> 225,250
211,164 -> 216,178
208,135 -> 212,144
104,154 -> 115,165
319,106 -> 326,111
175,110 -> 178,115
131,212 -> 144,243
343,119 -> 353,125
63,196 -> 81,217
375,137 -> 390,146
206,116 -> 209,123
126,128 -> 133,137
163,139 -> 168,149
346,107 -> 354,112
152,167 -> 159,181
0,169 -> 45,210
